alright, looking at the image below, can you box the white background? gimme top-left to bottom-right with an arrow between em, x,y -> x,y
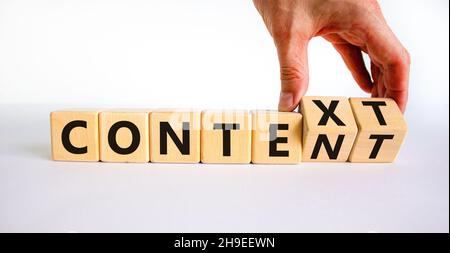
0,0 -> 448,232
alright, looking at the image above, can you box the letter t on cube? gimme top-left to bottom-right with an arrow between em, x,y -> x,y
300,96 -> 358,162
201,110 -> 252,164
348,98 -> 407,162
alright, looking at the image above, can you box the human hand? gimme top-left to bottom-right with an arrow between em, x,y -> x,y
253,0 -> 410,112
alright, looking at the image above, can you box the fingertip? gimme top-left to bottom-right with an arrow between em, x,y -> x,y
278,91 -> 296,112
399,104 -> 406,113
386,90 -> 408,114
278,82 -> 307,112
355,71 -> 374,94
371,85 -> 378,98
278,69 -> 308,112
361,83 -> 373,94
356,77 -> 373,94
394,97 -> 407,114
393,99 -> 406,113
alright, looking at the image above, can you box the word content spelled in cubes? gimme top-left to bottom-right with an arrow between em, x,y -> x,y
50,97 -> 407,164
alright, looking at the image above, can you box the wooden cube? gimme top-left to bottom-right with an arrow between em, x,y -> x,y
50,110 -> 100,161
150,110 -> 201,163
348,98 -> 407,162
201,110 -> 251,164
99,110 -> 150,163
252,111 -> 302,164
300,96 -> 358,162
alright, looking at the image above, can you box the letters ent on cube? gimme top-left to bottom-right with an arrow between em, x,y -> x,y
300,96 -> 358,162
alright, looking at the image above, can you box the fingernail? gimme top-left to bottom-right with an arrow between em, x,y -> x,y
278,91 -> 294,111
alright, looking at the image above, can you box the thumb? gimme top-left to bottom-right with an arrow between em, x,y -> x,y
276,38 -> 309,112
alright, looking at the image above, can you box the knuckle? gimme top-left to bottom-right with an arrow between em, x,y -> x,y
270,16 -> 300,44
272,26 -> 293,43
366,0 -> 382,12
388,47 -> 411,69
280,66 -> 306,82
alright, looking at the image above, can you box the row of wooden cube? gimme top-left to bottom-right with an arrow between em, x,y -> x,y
50,97 -> 407,164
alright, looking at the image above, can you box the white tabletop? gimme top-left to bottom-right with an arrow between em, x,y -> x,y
0,105 -> 448,232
